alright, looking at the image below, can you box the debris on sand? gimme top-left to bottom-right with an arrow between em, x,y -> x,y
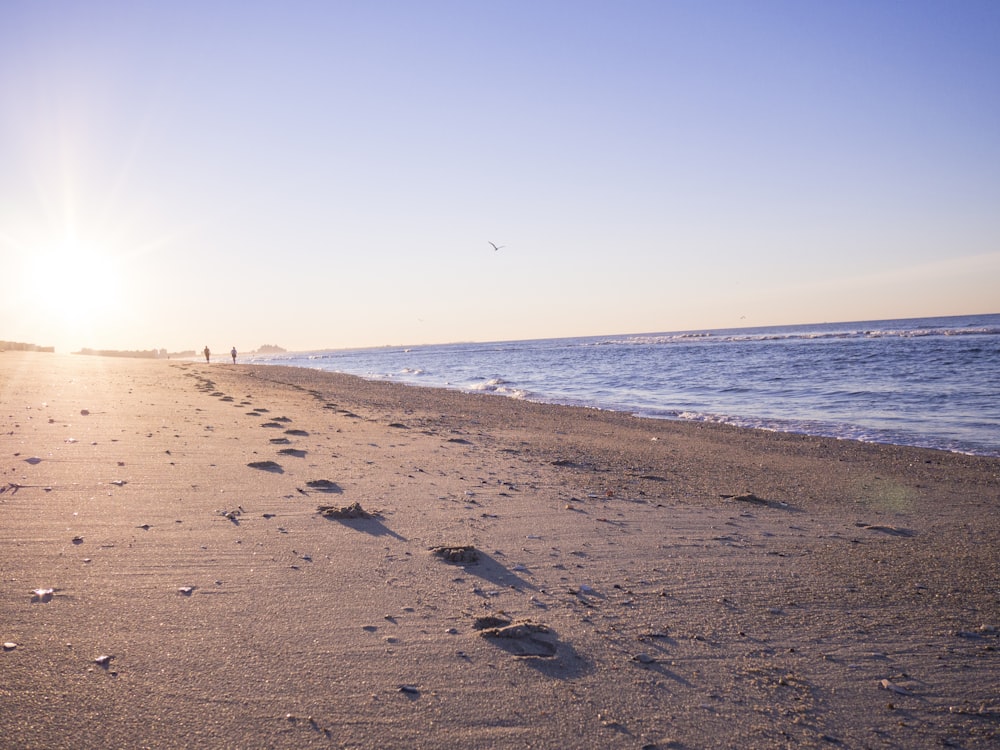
219,507 -> 243,522
317,502 -> 376,519
31,588 -> 55,603
430,545 -> 480,564
880,678 -> 913,695
247,460 -> 283,472
472,615 -> 512,630
305,479 -> 341,492
479,620 -> 558,657
856,523 -> 915,537
720,492 -> 767,504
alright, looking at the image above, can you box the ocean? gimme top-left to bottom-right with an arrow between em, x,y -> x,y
248,313 -> 1000,457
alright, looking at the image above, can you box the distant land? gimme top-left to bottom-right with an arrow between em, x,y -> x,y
0,340 -> 54,353
74,348 -> 195,359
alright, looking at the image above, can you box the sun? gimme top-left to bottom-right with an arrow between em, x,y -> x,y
23,241 -> 123,331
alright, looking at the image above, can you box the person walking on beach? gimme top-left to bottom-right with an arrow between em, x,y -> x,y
203,345 -> 210,363
231,346 -> 237,364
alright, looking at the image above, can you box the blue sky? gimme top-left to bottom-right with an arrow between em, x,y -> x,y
2,1 -> 998,353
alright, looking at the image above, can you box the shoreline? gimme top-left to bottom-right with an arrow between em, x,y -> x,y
246,312 -> 1000,459
249,357 -> 1000,459
3,352 -> 998,748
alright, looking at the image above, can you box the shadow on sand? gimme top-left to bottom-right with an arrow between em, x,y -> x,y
432,546 -> 537,592
319,511 -> 406,541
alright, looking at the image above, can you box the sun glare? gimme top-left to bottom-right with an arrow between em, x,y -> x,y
23,242 -> 123,328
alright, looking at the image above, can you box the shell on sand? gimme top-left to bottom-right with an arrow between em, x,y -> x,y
479,621 -> 558,658
430,545 -> 479,564
317,502 -> 373,519
31,588 -> 55,603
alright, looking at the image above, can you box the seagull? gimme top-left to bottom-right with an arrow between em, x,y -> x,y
488,241 -> 505,252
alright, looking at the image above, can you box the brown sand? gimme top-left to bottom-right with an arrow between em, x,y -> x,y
2,352 -> 998,749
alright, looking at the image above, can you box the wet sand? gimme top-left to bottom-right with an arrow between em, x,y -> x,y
2,352 -> 998,749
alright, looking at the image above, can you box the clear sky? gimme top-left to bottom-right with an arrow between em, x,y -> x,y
2,1 -> 998,354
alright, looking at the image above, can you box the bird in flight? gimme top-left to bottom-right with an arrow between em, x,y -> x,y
488,241 -> 505,252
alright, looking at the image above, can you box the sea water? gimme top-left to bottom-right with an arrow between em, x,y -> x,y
250,313 -> 1000,457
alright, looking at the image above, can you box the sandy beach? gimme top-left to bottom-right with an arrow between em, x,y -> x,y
2,351 -> 997,749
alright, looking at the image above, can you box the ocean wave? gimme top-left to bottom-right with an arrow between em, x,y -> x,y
612,323 -> 1000,348
468,377 -> 509,391
671,410 -> 998,456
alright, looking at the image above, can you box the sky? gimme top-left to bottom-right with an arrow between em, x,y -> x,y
1,1 -> 998,354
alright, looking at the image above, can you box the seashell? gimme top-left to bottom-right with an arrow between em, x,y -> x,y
94,654 -> 113,667
317,502 -> 372,519
880,678 -> 911,695
479,621 -> 558,657
31,588 -> 55,602
2,642 -> 16,651
431,545 -> 479,564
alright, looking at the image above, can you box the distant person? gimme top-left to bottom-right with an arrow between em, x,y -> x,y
203,345 -> 210,363
231,346 -> 237,364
